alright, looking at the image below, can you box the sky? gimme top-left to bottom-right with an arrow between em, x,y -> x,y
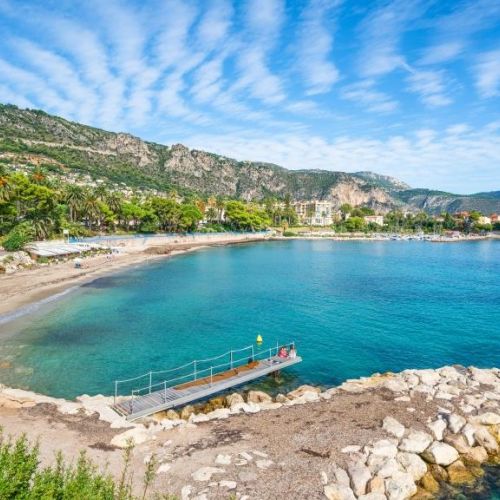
0,0 -> 499,194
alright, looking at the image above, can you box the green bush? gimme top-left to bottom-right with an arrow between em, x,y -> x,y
2,222 -> 35,251
283,230 -> 297,237
0,431 -> 165,499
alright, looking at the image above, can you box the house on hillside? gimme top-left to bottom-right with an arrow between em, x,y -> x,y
363,215 -> 384,226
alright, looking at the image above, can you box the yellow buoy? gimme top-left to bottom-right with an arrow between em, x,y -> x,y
256,334 -> 263,343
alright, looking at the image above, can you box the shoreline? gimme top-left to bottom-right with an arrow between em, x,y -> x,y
0,234 -> 268,322
0,365 -> 498,499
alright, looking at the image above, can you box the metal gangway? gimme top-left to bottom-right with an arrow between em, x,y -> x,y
112,342 -> 301,420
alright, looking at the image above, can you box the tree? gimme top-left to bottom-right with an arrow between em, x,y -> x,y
340,203 -> 352,217
64,185 -> 85,222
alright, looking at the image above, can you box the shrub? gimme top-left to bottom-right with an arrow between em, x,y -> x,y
0,431 -> 165,499
283,230 -> 297,237
2,222 -> 35,251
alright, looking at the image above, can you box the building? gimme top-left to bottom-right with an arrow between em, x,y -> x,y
490,214 -> 499,223
292,200 -> 334,226
477,216 -> 491,225
363,215 -> 384,226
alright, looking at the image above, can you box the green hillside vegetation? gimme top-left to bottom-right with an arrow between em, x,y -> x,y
0,165 -> 271,250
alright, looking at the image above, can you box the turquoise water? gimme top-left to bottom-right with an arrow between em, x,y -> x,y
0,239 -> 499,398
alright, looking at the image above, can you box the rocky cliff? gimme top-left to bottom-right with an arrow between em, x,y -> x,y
1,104 -> 498,214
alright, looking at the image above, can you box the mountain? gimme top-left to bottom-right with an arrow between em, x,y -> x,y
0,104 -> 499,215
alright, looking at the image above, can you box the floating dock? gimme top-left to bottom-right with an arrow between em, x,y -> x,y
112,343 -> 301,421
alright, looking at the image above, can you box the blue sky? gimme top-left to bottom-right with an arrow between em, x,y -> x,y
0,0 -> 499,193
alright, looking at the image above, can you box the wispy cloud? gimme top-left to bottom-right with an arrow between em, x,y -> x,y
475,49 -> 500,98
341,80 -> 398,113
295,0 -> 340,95
357,0 -> 425,77
406,69 -> 452,106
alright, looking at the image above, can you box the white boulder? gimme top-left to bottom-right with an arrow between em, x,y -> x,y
427,418 -> 447,441
324,484 -> 356,500
474,427 -> 499,453
422,441 -> 459,466
447,413 -> 466,433
191,467 -> 225,482
383,417 -> 405,439
399,430 -> 433,454
385,471 -> 417,500
370,439 -> 398,458
347,462 -> 372,496
396,452 -> 428,481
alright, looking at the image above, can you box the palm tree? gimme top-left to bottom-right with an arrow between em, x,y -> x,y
64,185 -> 85,222
0,172 -> 11,202
216,198 -> 225,224
83,191 -> 101,230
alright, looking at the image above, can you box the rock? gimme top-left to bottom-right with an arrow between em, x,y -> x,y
421,442 -> 459,466
446,460 -> 475,485
397,452 -> 428,481
180,405 -> 195,420
358,494 -> 386,500
252,450 -> 268,458
287,385 -> 321,399
219,480 -> 237,490
438,366 -> 462,381
370,439 -> 398,458
420,471 -> 440,494
427,418 -> 447,441
412,486 -> 435,499
190,413 -> 210,423
157,463 -> 171,474
447,413 -> 466,433
229,402 -> 260,414
191,467 -> 225,482
226,393 -> 244,407
367,475 -> 385,494
238,471 -> 257,481
165,409 -> 180,420
383,417 -> 405,439
110,426 -> 153,448
443,434 -> 470,454
384,378 -> 409,393
385,471 -> 417,500
324,484 -> 356,500
259,401 -> 283,410
367,456 -> 400,478
203,396 -> 226,412
205,408 -> 231,420
215,454 -> 232,465
476,412 -> 500,425
181,485 -> 192,500
321,471 -> 329,485
428,464 -> 448,481
347,462 -> 371,496
463,446 -> 488,465
341,445 -> 361,454
418,370 -> 441,386
462,423 -> 476,446
275,393 -> 288,403
246,390 -> 272,404
469,367 -> 498,386
256,459 -> 274,469
399,430 -> 433,454
474,427 -> 499,453
239,451 -> 253,461
333,467 -> 351,487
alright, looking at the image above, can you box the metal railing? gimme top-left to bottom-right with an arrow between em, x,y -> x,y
113,340 -> 296,406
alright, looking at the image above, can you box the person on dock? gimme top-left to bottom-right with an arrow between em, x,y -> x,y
278,345 -> 288,358
289,344 -> 297,359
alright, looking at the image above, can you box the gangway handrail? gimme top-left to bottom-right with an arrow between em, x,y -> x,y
113,340 -> 295,403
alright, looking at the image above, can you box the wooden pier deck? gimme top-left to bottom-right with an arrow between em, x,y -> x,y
112,350 -> 301,421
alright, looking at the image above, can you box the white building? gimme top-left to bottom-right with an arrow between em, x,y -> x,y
292,200 -> 334,226
364,215 -> 384,226
477,216 -> 491,225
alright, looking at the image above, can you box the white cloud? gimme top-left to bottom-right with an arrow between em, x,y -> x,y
406,70 -> 452,106
475,49 -> 500,98
419,41 -> 464,65
357,0 -> 424,77
341,80 -> 398,113
295,0 -> 340,95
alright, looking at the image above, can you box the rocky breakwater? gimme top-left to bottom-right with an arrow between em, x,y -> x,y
324,366 -> 500,500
